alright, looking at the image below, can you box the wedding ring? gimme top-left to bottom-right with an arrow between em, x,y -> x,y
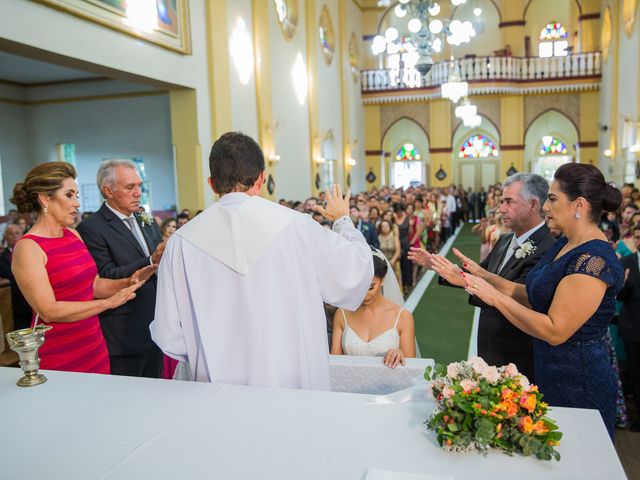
472,283 -> 479,288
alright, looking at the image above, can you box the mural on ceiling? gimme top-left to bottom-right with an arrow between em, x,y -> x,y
37,0 -> 190,53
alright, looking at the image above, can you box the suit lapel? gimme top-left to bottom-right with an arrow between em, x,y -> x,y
135,215 -> 155,253
500,224 -> 549,276
100,203 -> 147,256
488,234 -> 512,273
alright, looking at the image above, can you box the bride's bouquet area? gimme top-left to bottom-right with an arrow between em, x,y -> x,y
424,357 -> 563,461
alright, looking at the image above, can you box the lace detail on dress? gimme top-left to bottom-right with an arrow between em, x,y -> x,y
566,253 -> 615,287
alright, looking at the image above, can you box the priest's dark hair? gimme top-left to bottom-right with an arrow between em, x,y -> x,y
553,163 -> 622,223
209,132 -> 265,195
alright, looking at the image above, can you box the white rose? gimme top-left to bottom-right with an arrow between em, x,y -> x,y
504,363 -> 519,378
482,366 -> 500,383
469,356 -> 488,375
447,363 -> 461,379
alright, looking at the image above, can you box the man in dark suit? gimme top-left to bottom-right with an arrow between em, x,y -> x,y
617,224 -> 640,432
77,160 -> 166,378
350,205 -> 379,249
410,173 -> 554,380
0,224 -> 32,330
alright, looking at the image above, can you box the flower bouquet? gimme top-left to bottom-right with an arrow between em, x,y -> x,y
425,357 -> 562,461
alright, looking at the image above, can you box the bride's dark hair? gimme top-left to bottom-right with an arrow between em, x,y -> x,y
371,248 -> 388,279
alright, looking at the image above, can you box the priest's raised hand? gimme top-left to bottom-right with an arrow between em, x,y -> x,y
314,184 -> 350,222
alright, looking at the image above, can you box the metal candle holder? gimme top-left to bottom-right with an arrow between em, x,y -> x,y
5,325 -> 52,387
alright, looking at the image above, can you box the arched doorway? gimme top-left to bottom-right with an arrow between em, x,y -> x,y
381,117 -> 430,188
524,110 -> 578,181
452,115 -> 500,189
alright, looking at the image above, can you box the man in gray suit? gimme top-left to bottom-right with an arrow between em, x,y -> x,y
77,160 -> 166,378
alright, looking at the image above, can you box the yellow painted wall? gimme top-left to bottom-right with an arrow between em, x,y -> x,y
429,100 -> 452,187
500,96 -> 524,175
500,0 -> 526,57
169,89 -> 204,210
364,104 -> 382,187
580,0 -> 602,51
252,0 -> 276,200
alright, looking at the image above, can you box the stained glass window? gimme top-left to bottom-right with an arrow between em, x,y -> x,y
539,136 -> 568,155
458,135 -> 499,158
539,22 -> 568,57
539,22 -> 568,40
396,143 -> 421,161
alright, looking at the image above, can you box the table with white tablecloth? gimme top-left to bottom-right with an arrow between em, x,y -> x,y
0,367 -> 626,479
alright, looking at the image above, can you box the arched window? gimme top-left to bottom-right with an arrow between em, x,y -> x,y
459,134 -> 499,158
539,136 -> 568,155
538,22 -> 568,58
396,143 -> 421,161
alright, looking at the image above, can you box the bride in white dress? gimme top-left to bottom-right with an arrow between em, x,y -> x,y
331,249 -> 416,368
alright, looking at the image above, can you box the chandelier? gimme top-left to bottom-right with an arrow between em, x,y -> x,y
371,0 -> 476,77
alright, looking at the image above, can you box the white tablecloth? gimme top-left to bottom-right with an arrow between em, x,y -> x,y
0,367 -> 626,479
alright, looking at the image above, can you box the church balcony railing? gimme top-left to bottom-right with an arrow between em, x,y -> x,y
361,51 -> 601,103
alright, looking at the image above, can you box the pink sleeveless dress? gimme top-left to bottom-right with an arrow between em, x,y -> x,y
18,229 -> 110,374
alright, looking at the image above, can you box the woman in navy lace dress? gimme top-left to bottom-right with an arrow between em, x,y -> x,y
434,164 -> 624,440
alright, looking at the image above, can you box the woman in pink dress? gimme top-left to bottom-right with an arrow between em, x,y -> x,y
10,162 -> 154,374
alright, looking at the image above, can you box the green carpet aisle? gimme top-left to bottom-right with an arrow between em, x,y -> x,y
413,223 -> 480,365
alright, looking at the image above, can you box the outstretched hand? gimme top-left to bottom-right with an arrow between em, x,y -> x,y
408,247 -> 435,269
462,273 -> 500,306
106,281 -> 145,310
452,247 -> 484,276
430,254 -> 466,287
128,264 -> 159,286
315,184 -> 351,222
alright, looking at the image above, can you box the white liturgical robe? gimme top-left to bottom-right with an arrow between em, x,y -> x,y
150,193 -> 373,390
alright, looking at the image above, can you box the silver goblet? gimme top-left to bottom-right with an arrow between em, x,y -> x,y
5,325 -> 52,387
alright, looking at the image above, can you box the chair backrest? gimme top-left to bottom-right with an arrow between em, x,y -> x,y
329,355 -> 434,395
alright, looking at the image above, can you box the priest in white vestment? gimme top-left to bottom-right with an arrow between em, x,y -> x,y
150,132 -> 373,390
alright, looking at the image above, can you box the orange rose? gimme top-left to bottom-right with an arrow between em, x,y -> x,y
519,393 -> 537,412
519,416 -> 534,433
532,420 -> 549,434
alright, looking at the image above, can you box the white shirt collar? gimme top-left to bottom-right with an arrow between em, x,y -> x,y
105,201 -> 135,221
217,192 -> 251,209
514,221 -> 545,246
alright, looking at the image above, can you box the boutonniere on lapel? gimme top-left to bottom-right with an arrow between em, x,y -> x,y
137,211 -> 153,227
514,240 -> 536,259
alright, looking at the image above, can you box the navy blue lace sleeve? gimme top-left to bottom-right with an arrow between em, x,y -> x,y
565,252 -> 619,288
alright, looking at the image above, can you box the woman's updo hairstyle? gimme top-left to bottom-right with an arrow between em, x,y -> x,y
10,162 -> 77,214
371,247 -> 389,280
553,163 -> 622,223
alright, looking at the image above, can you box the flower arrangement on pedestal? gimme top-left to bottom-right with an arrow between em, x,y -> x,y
425,357 -> 563,461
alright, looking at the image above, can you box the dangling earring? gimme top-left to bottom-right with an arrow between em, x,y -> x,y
574,212 -> 581,220
43,204 -> 49,216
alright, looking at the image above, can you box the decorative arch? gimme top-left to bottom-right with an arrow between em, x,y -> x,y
523,0 -> 582,19
381,115 -> 430,150
524,108 -> 580,143
382,117 -> 431,187
523,109 -> 579,178
452,114 -> 501,146
451,114 -> 501,189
